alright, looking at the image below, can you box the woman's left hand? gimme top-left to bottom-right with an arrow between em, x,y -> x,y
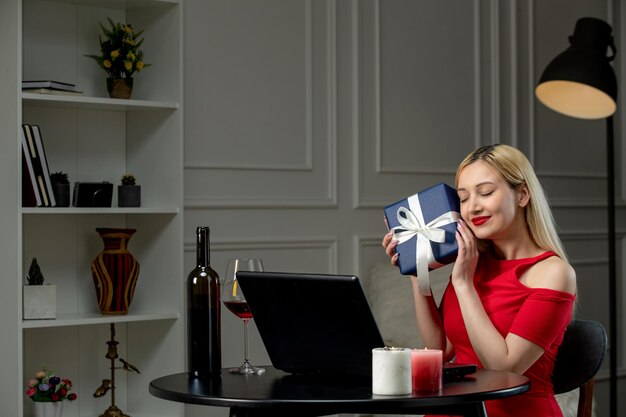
451,219 -> 479,290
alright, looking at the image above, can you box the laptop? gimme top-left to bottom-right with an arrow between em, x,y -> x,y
235,271 -> 385,377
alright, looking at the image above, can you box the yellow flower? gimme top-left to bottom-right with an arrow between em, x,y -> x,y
136,61 -> 144,70
124,61 -> 133,71
124,25 -> 133,35
127,52 -> 136,61
103,59 -> 112,68
35,370 -> 46,379
111,50 -> 120,59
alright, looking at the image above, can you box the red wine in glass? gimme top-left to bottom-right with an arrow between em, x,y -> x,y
224,300 -> 252,320
223,258 -> 265,375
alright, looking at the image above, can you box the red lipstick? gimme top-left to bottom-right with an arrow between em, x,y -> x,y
471,216 -> 491,226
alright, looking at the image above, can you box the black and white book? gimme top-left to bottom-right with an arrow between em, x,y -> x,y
21,124 -> 51,207
21,127 -> 42,207
22,80 -> 78,92
30,125 -> 56,207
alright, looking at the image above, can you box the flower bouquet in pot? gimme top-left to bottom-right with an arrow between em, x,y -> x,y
26,367 -> 77,417
85,17 -> 150,99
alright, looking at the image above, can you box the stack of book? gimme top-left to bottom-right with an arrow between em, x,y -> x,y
21,124 -> 56,207
22,80 -> 83,96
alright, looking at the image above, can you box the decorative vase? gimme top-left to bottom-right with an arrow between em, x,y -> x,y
106,78 -> 133,99
91,228 -> 140,315
34,401 -> 63,417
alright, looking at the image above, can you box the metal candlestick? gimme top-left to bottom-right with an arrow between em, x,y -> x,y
93,323 -> 140,417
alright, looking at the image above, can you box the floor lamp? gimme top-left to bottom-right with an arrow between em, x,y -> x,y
535,17 -> 618,417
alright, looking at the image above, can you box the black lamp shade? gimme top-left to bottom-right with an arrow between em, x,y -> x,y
535,17 -> 618,119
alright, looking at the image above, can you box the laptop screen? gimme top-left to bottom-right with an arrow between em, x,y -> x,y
236,271 -> 385,377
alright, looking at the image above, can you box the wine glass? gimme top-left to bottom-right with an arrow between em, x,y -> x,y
222,258 -> 265,375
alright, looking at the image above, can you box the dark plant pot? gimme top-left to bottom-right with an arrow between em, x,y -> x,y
52,183 -> 70,207
107,78 -> 133,99
118,185 -> 141,207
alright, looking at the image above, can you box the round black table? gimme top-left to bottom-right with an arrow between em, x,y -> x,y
150,366 -> 529,417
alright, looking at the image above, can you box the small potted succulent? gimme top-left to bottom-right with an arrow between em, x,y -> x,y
23,258 -> 56,320
118,174 -> 141,207
50,171 -> 70,207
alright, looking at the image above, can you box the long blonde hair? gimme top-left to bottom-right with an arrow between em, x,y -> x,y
455,144 -> 568,262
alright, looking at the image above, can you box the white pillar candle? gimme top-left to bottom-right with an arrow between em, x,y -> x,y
372,347 -> 412,395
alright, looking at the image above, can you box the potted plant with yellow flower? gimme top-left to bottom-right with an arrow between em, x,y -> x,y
86,17 -> 150,99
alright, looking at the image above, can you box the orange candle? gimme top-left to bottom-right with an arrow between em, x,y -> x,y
411,348 -> 443,392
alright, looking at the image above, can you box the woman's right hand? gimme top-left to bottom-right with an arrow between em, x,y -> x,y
382,230 -> 399,266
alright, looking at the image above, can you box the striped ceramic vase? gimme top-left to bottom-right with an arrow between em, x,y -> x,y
91,228 -> 140,315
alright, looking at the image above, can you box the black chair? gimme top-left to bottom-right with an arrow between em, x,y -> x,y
552,319 -> 607,417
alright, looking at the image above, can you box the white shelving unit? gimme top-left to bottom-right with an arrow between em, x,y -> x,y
0,0 -> 185,416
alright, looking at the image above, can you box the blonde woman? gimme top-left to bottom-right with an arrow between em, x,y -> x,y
382,144 -> 576,417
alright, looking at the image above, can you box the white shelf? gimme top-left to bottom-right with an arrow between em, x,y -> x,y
21,206 -> 180,215
22,92 -> 179,111
7,0 -> 185,415
22,310 -> 179,329
36,0 -> 179,10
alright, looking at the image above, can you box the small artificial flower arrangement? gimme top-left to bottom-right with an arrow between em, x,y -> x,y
86,17 -> 150,79
25,368 -> 77,402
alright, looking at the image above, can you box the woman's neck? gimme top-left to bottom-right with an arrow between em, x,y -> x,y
489,215 -> 542,260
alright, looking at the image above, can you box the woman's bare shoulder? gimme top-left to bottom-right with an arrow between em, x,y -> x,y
525,255 -> 576,294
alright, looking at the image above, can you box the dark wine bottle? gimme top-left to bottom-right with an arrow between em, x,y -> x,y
187,226 -> 221,378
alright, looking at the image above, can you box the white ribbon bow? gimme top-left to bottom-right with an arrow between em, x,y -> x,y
391,195 -> 460,295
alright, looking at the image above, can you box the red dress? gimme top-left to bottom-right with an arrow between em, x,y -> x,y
439,251 -> 575,417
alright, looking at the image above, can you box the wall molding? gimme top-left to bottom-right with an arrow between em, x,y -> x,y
373,0 -> 483,176
185,236 -> 339,274
184,0 -> 337,209
184,196 -> 338,209
352,234 -> 385,277
354,0 -> 484,209
184,236 -> 338,252
185,0 -> 314,172
537,170 -> 606,179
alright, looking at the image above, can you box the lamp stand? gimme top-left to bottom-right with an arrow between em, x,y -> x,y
606,116 -> 617,417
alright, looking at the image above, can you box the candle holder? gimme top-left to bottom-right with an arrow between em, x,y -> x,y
93,323 -> 141,417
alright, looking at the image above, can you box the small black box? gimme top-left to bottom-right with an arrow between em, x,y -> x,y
72,182 -> 113,207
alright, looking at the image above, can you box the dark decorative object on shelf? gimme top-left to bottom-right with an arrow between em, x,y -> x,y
72,181 -> 113,207
118,174 -> 141,207
91,228 -> 140,315
93,323 -> 140,417
27,257 -> 45,285
50,171 -> 70,207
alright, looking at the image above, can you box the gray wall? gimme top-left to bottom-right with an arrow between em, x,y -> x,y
183,1 -> 626,416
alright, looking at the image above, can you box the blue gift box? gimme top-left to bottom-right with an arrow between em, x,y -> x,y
384,183 -> 460,277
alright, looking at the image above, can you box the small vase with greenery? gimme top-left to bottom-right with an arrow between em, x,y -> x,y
50,171 -> 70,207
85,17 -> 150,99
118,174 -> 141,207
